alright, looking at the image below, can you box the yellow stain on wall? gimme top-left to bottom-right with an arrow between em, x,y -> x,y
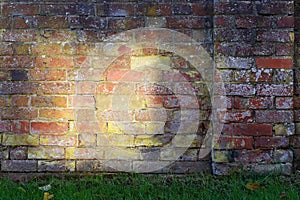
2,134 -> 39,146
130,56 -> 170,71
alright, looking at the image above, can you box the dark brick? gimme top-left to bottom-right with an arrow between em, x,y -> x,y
1,160 -> 36,172
11,70 -> 28,81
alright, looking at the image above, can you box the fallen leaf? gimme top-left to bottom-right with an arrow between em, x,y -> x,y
245,182 -> 261,191
39,184 -> 51,191
43,192 -> 54,200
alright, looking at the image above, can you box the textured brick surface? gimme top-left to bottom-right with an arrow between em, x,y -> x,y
0,0 -> 298,175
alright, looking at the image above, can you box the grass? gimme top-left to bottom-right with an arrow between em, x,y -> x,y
0,173 -> 299,200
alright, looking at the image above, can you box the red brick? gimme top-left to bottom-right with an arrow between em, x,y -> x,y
192,4 -> 213,16
12,121 -> 30,134
2,4 -> 39,16
255,137 -> 289,149
234,124 -> 273,136
256,110 -> 293,123
36,56 -> 74,68
31,122 -> 69,134
249,97 -> 273,109
256,58 -> 293,69
256,84 -> 293,96
277,16 -> 294,28
216,137 -> 253,150
214,16 -> 234,28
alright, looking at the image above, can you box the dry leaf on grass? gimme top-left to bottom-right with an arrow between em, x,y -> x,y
43,192 -> 54,200
245,182 -> 261,191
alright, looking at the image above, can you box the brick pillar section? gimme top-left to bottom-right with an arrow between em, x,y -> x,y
294,0 -> 300,172
0,0 -> 298,176
213,0 -> 295,175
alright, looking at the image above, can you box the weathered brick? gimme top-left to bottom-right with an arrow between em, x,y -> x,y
39,109 -> 75,120
0,121 -> 11,133
28,146 -> 65,159
2,30 -> 36,42
9,147 -> 27,160
1,108 -> 38,120
2,134 -> 39,146
256,2 -> 293,15
256,84 -> 293,96
38,161 -> 75,172
167,17 -> 207,29
256,110 -> 293,123
225,84 -> 255,96
1,160 -> 36,172
255,137 -> 289,149
234,150 -> 272,163
2,4 -> 39,16
33,16 -> 69,29
215,137 -> 253,150
66,147 -> 102,159
40,4 -> 77,15
275,97 -> 293,109
40,135 -> 77,146
108,4 -> 135,17
31,96 -> 67,108
215,2 -> 254,15
136,4 -> 172,16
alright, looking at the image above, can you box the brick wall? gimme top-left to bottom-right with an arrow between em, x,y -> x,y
0,0 -> 298,176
